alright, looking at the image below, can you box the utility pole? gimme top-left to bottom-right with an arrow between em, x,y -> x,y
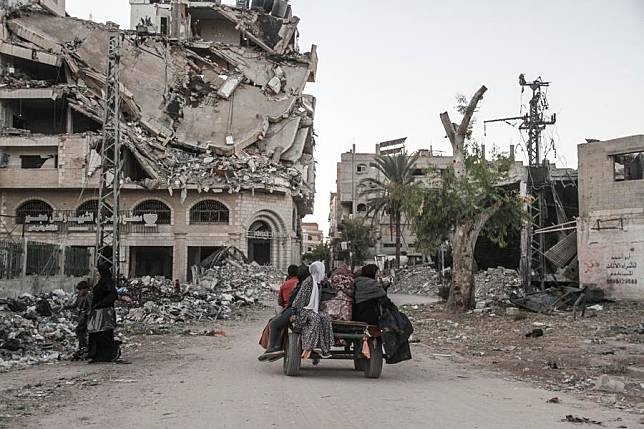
95,29 -> 122,279
484,74 -> 556,291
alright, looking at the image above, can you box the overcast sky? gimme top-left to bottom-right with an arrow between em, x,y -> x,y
66,0 -> 644,235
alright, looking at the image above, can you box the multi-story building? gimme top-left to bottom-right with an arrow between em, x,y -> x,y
577,135 -> 644,300
330,142 -> 453,265
302,222 -> 323,253
0,0 -> 317,281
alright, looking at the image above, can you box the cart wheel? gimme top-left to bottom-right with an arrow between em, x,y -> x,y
354,358 -> 366,371
283,332 -> 302,376
364,338 -> 383,379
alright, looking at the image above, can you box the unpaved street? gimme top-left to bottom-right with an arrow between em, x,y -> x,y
1,305 -> 640,429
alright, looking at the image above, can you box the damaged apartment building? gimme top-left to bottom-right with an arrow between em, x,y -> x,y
0,0 -> 318,281
330,139 -> 580,282
577,135 -> 644,300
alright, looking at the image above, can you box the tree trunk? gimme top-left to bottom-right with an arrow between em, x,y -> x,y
447,221 -> 476,311
395,211 -> 401,269
447,203 -> 502,311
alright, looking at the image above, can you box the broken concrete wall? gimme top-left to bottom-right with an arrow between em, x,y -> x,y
577,135 -> 644,301
0,4 -> 317,212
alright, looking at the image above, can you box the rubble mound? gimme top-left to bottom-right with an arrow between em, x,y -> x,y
0,263 -> 283,371
0,291 -> 77,372
475,267 -> 522,304
392,265 -> 521,303
391,264 -> 441,296
121,262 -> 283,325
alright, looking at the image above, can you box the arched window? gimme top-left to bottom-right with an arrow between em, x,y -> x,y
76,200 -> 99,217
76,200 -> 111,221
16,200 -> 53,224
133,200 -> 171,224
357,203 -> 367,213
190,200 -> 229,224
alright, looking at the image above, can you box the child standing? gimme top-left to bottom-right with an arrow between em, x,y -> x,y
66,281 -> 92,358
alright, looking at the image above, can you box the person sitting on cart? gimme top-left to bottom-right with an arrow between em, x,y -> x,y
353,264 -> 387,326
278,265 -> 299,310
291,261 -> 334,359
258,265 -> 310,361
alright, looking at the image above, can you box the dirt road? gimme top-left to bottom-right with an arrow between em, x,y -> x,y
1,304 -> 640,429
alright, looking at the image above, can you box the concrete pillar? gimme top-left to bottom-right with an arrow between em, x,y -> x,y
21,237 -> 27,277
66,106 -> 73,134
173,233 -> 187,282
59,244 -> 65,276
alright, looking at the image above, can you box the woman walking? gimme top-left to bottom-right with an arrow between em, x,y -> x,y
86,264 -> 120,363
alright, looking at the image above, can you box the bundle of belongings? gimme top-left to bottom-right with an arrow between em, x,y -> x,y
320,265 -> 354,321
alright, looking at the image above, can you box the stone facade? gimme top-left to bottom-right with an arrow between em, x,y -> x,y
0,186 -> 302,281
577,135 -> 644,300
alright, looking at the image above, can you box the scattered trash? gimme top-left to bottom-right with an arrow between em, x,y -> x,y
562,415 -> 602,425
205,330 -> 226,337
547,397 -> 560,403
525,328 -> 544,338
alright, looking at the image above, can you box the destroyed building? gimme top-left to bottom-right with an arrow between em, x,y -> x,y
330,141 -> 579,275
577,135 -> 644,300
0,0 -> 318,281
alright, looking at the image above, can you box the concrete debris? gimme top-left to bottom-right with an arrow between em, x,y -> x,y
393,265 -> 521,304
595,374 -> 626,393
0,292 -> 77,371
0,3 -> 317,208
0,262 -> 282,371
121,262 -> 282,325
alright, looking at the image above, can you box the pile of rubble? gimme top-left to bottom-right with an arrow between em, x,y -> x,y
0,3 -> 317,204
393,265 -> 521,303
121,262 -> 282,325
0,291 -> 77,371
392,264 -> 441,296
0,262 -> 283,371
474,267 -> 522,305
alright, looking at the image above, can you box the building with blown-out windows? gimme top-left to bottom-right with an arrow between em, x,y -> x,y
0,0 -> 317,282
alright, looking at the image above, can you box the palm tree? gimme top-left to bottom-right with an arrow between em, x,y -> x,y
359,153 -> 418,268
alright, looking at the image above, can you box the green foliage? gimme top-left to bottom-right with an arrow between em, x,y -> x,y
302,244 -> 330,264
332,218 -> 374,267
358,153 -> 418,266
404,149 -> 525,255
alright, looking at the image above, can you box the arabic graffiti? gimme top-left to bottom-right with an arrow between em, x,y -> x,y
606,250 -> 639,286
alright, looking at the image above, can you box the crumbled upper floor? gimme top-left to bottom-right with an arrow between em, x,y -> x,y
0,3 -> 317,212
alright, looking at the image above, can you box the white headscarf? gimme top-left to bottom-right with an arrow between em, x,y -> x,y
305,261 -> 325,313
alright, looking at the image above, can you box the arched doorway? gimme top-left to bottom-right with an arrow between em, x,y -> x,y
248,221 -> 272,265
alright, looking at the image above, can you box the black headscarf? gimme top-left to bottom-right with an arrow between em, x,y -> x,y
287,265 -> 299,279
361,264 -> 379,280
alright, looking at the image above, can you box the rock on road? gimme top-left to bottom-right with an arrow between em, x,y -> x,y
6,304 -> 639,429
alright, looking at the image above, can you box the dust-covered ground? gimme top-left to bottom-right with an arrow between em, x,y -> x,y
406,301 -> 644,414
1,299 -> 642,429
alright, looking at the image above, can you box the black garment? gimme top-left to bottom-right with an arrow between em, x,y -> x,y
354,276 -> 386,304
87,330 -> 119,362
267,307 -> 294,350
87,277 -> 118,361
378,297 -> 413,364
91,277 -> 118,310
353,300 -> 380,326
